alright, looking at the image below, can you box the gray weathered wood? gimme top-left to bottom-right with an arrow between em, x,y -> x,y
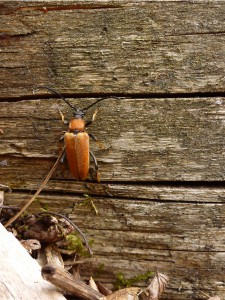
1,1 -> 225,299
4,180 -> 225,203
0,1 -> 225,97
5,192 -> 225,252
0,223 -> 66,300
1,97 -> 225,182
4,191 -> 225,299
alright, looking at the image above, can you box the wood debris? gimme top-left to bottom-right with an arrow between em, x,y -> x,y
1,192 -> 168,300
41,263 -> 169,300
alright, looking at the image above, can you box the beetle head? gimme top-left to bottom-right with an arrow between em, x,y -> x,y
73,109 -> 85,119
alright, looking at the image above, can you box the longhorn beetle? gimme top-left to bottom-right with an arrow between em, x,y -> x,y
40,86 -> 102,182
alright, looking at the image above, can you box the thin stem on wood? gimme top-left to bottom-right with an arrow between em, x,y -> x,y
4,146 -> 66,228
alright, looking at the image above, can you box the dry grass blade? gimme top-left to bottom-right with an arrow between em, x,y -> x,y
4,146 -> 65,228
139,272 -> 169,300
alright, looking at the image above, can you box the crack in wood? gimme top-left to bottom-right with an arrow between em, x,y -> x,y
0,32 -> 35,39
13,4 -> 123,14
1,91 -> 225,102
168,31 -> 225,36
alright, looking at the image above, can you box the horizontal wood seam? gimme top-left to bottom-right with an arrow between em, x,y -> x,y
1,91 -> 225,102
7,189 -> 225,204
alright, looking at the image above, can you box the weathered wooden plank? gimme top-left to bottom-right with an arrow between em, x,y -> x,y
0,223 -> 66,300
1,2 -> 225,299
81,253 -> 225,300
3,180 -> 225,203
1,97 -> 225,182
5,193 -> 225,252
4,192 -> 225,299
0,1 -> 225,97
67,195 -> 225,300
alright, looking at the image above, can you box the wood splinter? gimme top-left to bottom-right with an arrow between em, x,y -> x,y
42,265 -> 106,300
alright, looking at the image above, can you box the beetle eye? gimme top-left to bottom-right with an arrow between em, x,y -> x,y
79,111 -> 84,118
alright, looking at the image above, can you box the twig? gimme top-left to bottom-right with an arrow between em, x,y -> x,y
42,265 -> 105,300
4,146 -> 65,228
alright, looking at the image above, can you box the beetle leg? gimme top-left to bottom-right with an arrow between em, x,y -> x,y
60,148 -> 66,163
89,133 -> 105,150
58,109 -> 69,125
85,109 -> 99,127
59,135 -> 65,141
89,150 -> 100,182
89,150 -> 98,171
89,133 -> 98,141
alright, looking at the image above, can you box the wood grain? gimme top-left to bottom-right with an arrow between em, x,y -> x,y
0,223 -> 66,300
3,179 -> 225,203
1,97 -> 225,182
5,193 -> 225,252
5,188 -> 224,255
1,1 -> 225,299
4,192 -> 225,299
0,1 -> 225,97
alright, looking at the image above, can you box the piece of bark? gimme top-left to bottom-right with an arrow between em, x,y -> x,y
0,223 -> 66,300
45,244 -> 64,268
42,265 -> 106,300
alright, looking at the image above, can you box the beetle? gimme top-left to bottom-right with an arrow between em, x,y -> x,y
40,86 -> 102,182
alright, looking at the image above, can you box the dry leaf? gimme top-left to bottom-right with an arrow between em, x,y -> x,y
106,287 -> 140,300
20,239 -> 41,253
208,297 -> 220,300
139,272 -> 168,300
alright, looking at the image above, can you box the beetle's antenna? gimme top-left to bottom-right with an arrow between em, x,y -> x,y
37,86 -> 77,110
82,98 -> 104,112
